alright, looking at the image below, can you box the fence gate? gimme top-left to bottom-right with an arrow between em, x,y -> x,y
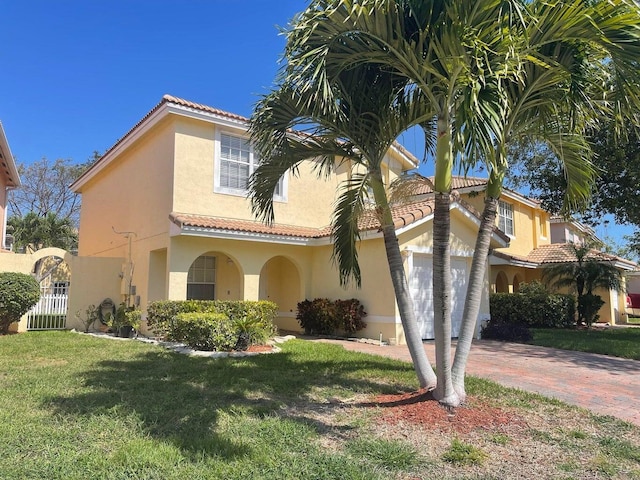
27,286 -> 68,330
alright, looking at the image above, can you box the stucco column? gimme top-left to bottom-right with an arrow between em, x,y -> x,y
243,273 -> 260,301
167,270 -> 188,301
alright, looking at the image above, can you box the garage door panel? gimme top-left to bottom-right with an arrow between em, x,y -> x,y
409,254 -> 468,340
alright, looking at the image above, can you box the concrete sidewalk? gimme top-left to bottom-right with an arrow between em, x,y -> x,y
313,338 -> 640,426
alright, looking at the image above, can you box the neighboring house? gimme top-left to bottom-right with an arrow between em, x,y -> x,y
0,121 -> 21,251
550,216 -> 599,245
415,176 -> 636,324
70,95 -> 509,342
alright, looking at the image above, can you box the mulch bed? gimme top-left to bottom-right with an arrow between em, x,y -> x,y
371,389 -> 524,434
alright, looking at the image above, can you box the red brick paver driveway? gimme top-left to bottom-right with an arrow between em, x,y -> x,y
313,339 -> 640,426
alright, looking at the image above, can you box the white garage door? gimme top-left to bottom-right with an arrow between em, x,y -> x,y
409,254 -> 469,339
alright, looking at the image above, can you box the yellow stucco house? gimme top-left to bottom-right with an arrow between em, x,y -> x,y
414,176 -> 636,324
71,95 -> 510,343
0,121 -> 20,252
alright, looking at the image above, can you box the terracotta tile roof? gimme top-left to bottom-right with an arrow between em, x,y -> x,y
492,249 -> 538,266
171,200 -> 439,240
105,95 -> 247,157
174,200 -> 432,237
169,196 -> 512,246
527,243 -> 635,267
170,213 -> 328,239
162,95 -> 248,123
413,175 -> 489,195
494,243 -> 637,270
358,199 -> 435,231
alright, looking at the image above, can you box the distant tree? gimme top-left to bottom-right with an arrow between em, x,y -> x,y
7,212 -> 78,251
8,153 -> 100,227
625,234 -> 640,261
505,120 -> 640,255
0,272 -> 40,334
542,244 -> 623,326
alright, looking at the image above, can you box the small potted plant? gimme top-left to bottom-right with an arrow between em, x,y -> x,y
105,304 -> 140,338
123,308 -> 141,338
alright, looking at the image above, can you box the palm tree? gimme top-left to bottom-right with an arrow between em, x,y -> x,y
542,244 -> 623,326
450,0 -> 640,400
8,212 -> 77,252
254,0 -> 640,406
288,0 -> 640,403
282,0 -> 534,406
249,63 -> 439,389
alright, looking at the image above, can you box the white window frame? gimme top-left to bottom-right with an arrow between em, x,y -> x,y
214,130 -> 287,201
498,200 -> 515,237
187,255 -> 216,300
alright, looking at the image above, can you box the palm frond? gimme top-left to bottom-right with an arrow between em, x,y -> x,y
331,173 -> 370,287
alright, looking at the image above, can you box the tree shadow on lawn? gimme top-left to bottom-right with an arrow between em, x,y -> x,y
45,341 -> 414,459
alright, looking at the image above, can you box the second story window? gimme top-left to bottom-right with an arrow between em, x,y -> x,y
498,200 -> 514,236
215,132 -> 286,200
220,133 -> 252,190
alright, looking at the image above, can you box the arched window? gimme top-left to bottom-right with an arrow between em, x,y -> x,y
187,255 -> 216,300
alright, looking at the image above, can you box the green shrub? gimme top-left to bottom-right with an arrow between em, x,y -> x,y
174,312 -> 237,351
481,322 -> 533,342
296,298 -> 338,335
233,315 -> 277,349
146,300 -> 278,347
334,299 -> 367,334
578,293 -> 605,327
490,281 -> 575,328
0,272 -> 40,334
296,298 -> 367,335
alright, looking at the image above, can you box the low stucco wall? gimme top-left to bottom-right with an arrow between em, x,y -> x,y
0,248 -> 125,333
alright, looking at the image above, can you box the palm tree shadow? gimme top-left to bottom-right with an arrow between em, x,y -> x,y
45,341 -> 415,458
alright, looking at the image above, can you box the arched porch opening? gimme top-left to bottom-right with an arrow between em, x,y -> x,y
495,271 -> 509,293
513,273 -> 524,293
259,256 -> 301,314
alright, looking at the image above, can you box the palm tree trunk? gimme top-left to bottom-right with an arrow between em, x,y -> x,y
381,224 -> 437,389
451,194 -> 499,401
371,170 -> 437,390
432,116 -> 459,407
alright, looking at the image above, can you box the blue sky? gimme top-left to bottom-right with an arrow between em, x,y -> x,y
0,1 -> 633,246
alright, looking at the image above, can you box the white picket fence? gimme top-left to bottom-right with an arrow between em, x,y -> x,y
26,287 -> 68,330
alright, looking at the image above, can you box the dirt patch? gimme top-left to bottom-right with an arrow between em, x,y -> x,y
370,389 -> 525,435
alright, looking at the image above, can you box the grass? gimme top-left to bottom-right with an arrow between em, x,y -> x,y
627,316 -> 640,325
530,327 -> 640,360
1,331 -> 639,479
441,439 -> 487,466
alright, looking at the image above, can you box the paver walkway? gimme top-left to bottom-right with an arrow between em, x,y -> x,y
313,338 -> 640,426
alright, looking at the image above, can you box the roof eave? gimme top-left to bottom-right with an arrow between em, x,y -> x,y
0,122 -> 21,187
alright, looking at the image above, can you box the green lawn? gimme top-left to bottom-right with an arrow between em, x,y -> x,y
1,331 -> 638,479
530,327 -> 640,360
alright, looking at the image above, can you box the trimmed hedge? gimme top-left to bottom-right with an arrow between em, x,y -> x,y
146,300 -> 278,350
490,283 -> 575,329
296,298 -> 367,335
174,312 -> 237,351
